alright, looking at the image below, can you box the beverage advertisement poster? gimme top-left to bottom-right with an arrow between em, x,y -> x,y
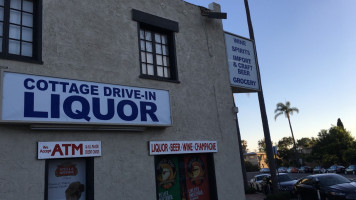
184,154 -> 210,200
47,159 -> 86,200
156,157 -> 181,200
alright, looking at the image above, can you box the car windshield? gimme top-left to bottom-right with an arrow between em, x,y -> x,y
278,174 -> 293,182
318,175 -> 351,186
256,176 -> 267,181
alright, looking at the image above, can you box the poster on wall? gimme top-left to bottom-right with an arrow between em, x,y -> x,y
156,157 -> 182,200
184,154 -> 210,200
47,159 -> 86,200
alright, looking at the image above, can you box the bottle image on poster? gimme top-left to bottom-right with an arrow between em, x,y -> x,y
156,157 -> 181,200
184,155 -> 210,200
47,159 -> 86,200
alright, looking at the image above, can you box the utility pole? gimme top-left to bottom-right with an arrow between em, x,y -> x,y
243,0 -> 278,193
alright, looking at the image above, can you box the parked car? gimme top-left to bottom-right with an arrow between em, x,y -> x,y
260,168 -> 270,173
345,165 -> 356,175
261,173 -> 298,195
313,166 -> 326,174
294,174 -> 356,200
287,167 -> 299,173
249,174 -> 269,192
298,166 -> 313,173
327,165 -> 345,173
278,167 -> 287,173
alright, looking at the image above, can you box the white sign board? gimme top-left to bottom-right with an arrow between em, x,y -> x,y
224,32 -> 260,91
149,141 -> 218,155
38,141 -> 102,159
1,72 -> 171,126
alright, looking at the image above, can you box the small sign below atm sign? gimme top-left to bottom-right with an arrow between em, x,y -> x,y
38,141 -> 102,159
149,141 -> 218,155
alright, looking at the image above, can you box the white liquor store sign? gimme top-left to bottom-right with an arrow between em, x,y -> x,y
224,32 -> 260,91
0,72 -> 171,126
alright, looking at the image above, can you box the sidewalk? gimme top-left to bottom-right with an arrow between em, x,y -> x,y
245,193 -> 265,200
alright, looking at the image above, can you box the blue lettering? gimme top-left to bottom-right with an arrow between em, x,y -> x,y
91,85 -> 99,95
69,83 -> 79,94
59,82 -> 70,92
63,96 -> 91,121
51,94 -> 60,118
113,88 -> 121,97
234,38 -> 246,46
125,89 -> 133,98
140,102 -> 158,122
92,97 -> 115,120
24,78 -> 35,90
117,100 -> 138,121
24,92 -> 48,118
134,90 -> 140,99
148,92 -> 156,101
37,79 -> 48,91
104,87 -> 111,96
48,81 -> 59,91
79,84 -> 89,94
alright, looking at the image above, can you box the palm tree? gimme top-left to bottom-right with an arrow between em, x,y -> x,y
274,101 -> 299,166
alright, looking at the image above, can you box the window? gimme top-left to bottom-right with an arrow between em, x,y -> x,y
140,27 -> 171,78
132,9 -> 179,82
45,158 -> 94,200
0,0 -> 42,62
155,154 -> 218,200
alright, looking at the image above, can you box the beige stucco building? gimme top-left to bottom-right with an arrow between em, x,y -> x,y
0,0 -> 246,199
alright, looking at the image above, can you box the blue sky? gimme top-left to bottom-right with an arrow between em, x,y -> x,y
184,0 -> 356,151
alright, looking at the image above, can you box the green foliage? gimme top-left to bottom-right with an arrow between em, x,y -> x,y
311,125 -> 354,166
342,148 -> 356,164
258,139 -> 267,153
297,137 -> 317,148
277,137 -> 296,166
337,118 -> 344,129
244,160 -> 260,172
241,140 -> 248,154
274,101 -> 299,120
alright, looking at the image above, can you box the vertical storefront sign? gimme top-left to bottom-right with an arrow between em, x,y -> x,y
156,157 -> 181,200
224,32 -> 260,91
47,159 -> 86,200
184,154 -> 210,200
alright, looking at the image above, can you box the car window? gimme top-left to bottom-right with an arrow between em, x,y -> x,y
278,174 -> 293,182
303,178 -> 315,186
298,178 -> 308,184
317,175 -> 351,186
256,176 -> 266,181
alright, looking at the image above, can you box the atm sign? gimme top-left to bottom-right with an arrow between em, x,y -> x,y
38,141 -> 101,159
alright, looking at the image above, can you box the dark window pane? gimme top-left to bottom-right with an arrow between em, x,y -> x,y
23,13 -> 33,27
23,0 -> 34,13
10,0 -> 21,10
10,10 -> 21,24
9,24 -> 21,39
9,39 -> 20,54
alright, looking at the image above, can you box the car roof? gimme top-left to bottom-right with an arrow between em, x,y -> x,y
306,173 -> 343,178
255,174 -> 269,177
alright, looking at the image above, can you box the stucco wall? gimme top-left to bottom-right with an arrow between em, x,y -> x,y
0,0 -> 245,199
